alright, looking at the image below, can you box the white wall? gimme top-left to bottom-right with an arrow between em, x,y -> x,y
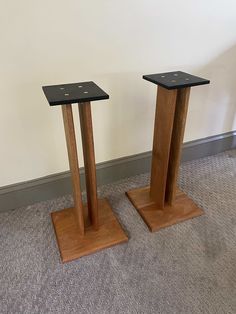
0,0 -> 236,187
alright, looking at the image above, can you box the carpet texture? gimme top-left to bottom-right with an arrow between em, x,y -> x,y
0,150 -> 236,314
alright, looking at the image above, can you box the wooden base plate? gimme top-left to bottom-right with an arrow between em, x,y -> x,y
126,186 -> 204,232
51,198 -> 128,262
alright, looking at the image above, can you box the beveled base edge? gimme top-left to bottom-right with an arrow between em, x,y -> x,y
51,198 -> 128,263
126,186 -> 204,232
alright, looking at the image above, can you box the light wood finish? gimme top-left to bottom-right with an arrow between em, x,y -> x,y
51,198 -> 128,262
126,187 -> 203,232
150,86 -> 177,208
62,105 -> 84,236
165,88 -> 191,205
79,102 -> 99,230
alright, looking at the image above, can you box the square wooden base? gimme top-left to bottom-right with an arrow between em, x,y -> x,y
126,186 -> 204,232
51,198 -> 128,262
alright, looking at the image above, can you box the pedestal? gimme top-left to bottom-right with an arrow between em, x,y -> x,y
126,71 -> 210,232
43,81 -> 128,262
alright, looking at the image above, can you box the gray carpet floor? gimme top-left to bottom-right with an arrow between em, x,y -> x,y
0,150 -> 236,314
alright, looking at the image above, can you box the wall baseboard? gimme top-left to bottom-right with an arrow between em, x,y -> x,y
0,131 -> 235,212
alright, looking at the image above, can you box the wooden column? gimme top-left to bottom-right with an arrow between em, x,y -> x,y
62,105 -> 85,236
126,71 -> 210,232
150,87 -> 177,208
165,88 -> 191,205
79,102 -> 99,230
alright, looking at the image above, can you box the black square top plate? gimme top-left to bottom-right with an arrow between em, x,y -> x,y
42,81 -> 109,106
143,71 -> 210,90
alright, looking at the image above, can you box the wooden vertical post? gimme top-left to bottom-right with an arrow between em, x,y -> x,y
165,88 -> 191,205
150,86 -> 177,208
62,105 -> 85,236
79,102 -> 99,230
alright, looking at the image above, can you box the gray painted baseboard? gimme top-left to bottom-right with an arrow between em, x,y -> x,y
0,131 -> 235,212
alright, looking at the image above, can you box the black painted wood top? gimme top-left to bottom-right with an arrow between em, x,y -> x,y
143,71 -> 210,90
42,81 -> 109,106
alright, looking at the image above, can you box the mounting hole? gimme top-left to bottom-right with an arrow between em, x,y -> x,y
78,85 -> 83,88
64,93 -> 69,96
84,91 -> 88,94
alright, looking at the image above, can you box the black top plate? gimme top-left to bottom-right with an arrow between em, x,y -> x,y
143,71 -> 210,90
42,81 -> 109,106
